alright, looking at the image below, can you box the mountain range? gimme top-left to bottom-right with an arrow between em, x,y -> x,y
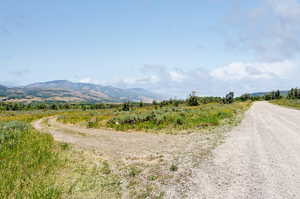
0,80 -> 161,103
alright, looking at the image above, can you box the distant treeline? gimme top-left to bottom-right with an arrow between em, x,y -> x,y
1,88 -> 299,111
0,102 -> 121,111
237,88 -> 300,101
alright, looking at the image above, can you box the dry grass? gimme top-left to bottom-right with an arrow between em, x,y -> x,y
271,99 -> 300,109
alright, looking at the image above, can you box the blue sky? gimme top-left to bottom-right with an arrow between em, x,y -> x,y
1,0 -> 300,97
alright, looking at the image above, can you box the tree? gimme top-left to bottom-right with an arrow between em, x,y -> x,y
275,90 -> 281,99
122,102 -> 130,111
187,95 -> 199,106
152,100 -> 158,106
288,88 -> 300,99
50,104 -> 58,110
264,94 -> 272,101
139,101 -> 144,107
240,93 -> 251,101
223,92 -> 234,104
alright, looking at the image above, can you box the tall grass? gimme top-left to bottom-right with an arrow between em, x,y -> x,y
0,121 -> 61,198
0,110 -> 122,198
271,98 -> 300,109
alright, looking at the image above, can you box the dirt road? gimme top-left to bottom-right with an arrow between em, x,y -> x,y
187,101 -> 300,199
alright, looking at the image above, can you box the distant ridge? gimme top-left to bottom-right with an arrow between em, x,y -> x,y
249,90 -> 289,97
0,80 -> 162,103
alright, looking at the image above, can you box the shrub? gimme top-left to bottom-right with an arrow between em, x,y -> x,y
175,117 -> 184,125
170,164 -> 178,172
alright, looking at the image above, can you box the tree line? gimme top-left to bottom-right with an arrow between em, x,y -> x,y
1,88 -> 299,111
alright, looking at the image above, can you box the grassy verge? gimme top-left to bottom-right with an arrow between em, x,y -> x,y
271,99 -> 300,109
0,111 -> 122,199
57,102 -> 252,134
0,121 -> 61,198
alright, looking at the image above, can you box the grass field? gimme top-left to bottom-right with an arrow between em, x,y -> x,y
0,101 -> 251,198
271,99 -> 300,109
57,102 -> 251,134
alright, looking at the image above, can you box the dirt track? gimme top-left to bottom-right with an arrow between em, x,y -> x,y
187,101 -> 300,199
33,117 -> 219,163
33,102 -> 300,198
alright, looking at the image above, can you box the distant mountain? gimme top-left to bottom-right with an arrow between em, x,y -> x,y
0,80 -> 162,103
0,85 -> 7,96
250,90 -> 289,97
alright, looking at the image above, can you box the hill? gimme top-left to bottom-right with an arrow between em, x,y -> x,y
250,90 -> 289,97
0,80 -> 161,103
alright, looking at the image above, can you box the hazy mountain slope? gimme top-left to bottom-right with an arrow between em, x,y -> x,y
250,90 -> 289,97
0,80 -> 161,103
0,85 -> 7,96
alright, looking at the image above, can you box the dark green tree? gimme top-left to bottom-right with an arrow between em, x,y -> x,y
122,102 -> 130,111
187,95 -> 199,106
223,92 -> 234,104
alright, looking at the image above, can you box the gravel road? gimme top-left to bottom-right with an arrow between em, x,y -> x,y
187,101 -> 300,199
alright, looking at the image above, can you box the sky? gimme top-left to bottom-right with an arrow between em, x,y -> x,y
1,0 -> 300,97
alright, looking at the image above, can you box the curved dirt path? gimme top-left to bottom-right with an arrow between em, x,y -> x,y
187,101 -> 300,199
33,116 -> 221,164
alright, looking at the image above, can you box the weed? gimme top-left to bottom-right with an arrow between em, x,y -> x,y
170,164 -> 178,172
148,175 -> 158,181
128,166 -> 142,177
60,142 -> 70,150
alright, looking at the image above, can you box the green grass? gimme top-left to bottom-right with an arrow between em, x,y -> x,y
0,110 -> 122,199
57,102 -> 251,133
271,99 -> 300,109
0,121 -> 62,199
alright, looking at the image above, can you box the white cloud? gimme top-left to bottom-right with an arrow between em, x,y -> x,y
79,77 -> 100,84
223,0 -> 300,61
100,60 -> 300,98
169,71 -> 186,82
211,60 -> 296,81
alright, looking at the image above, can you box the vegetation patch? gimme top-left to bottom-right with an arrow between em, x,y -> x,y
57,101 -> 251,134
271,99 -> 300,109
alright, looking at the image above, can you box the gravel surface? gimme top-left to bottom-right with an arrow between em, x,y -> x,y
187,102 -> 300,199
